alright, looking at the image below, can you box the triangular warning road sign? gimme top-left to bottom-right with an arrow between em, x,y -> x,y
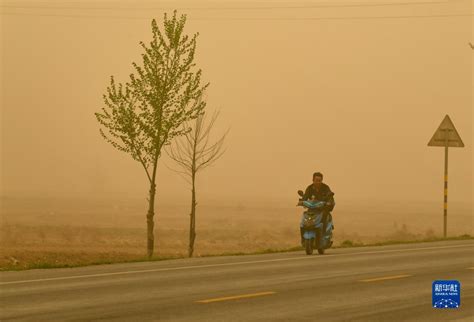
428,115 -> 464,147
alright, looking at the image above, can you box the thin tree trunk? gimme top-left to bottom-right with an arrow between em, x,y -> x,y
188,174 -> 196,257
146,182 -> 156,259
146,151 -> 160,259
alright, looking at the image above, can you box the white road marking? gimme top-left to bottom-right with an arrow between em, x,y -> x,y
1,243 -> 472,286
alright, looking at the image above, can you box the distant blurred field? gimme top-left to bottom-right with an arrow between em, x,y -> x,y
1,196 -> 472,270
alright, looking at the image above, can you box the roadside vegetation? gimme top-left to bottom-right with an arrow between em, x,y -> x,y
95,11 -> 213,258
1,223 -> 470,271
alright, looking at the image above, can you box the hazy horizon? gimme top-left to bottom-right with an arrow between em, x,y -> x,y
1,0 -> 473,209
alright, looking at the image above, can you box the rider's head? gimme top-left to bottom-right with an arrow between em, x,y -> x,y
312,172 -> 323,188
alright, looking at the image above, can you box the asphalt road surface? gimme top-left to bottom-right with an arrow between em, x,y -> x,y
1,240 -> 473,321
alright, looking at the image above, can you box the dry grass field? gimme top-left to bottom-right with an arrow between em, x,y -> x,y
1,196 -> 472,270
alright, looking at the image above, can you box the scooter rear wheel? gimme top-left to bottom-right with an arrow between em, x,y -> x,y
305,239 -> 313,255
317,248 -> 325,255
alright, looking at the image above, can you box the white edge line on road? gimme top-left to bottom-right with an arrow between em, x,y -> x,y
1,243 -> 472,286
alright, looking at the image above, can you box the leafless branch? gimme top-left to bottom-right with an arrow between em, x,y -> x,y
166,109 -> 228,179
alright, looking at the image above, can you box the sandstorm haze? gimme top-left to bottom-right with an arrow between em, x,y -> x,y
1,0 -> 473,232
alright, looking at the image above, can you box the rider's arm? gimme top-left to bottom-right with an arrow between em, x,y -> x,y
302,186 -> 311,201
325,191 -> 335,211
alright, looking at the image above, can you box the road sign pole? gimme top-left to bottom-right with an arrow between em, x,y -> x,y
428,115 -> 464,239
443,133 -> 448,238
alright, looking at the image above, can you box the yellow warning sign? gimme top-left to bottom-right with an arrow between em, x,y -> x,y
428,115 -> 464,148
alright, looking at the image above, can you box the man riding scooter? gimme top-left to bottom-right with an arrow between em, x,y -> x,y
300,172 -> 335,246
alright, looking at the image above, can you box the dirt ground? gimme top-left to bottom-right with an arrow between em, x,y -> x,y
1,196 -> 472,269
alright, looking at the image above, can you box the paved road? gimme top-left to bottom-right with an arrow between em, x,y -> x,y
1,240 -> 473,321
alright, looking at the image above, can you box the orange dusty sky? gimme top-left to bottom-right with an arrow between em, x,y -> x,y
1,0 -> 472,206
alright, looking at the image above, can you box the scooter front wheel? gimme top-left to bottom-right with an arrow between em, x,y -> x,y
305,239 -> 313,255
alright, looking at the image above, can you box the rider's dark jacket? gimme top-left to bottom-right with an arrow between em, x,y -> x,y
303,183 -> 335,212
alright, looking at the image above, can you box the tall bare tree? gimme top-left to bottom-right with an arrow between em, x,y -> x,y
95,12 -> 208,258
167,110 -> 228,257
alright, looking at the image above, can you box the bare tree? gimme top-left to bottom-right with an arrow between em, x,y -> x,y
95,12 -> 208,258
167,110 -> 228,257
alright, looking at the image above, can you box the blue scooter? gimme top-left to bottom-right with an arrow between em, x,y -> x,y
297,190 -> 334,255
